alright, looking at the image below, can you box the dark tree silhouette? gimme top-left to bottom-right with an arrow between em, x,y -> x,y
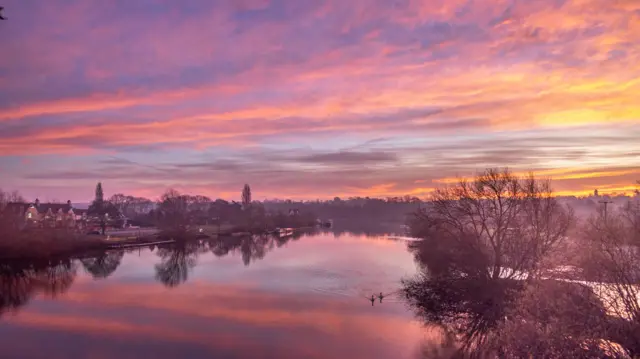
95,182 -> 104,202
242,184 -> 251,210
0,189 -> 26,235
109,193 -> 128,214
88,182 -> 116,234
157,189 -> 191,235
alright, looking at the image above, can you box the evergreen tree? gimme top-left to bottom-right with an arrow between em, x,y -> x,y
89,182 -> 107,234
95,182 -> 104,204
242,184 -> 252,210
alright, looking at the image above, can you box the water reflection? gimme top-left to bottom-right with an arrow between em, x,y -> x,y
153,231 -> 308,287
321,220 -> 406,237
0,259 -> 77,317
403,237 -> 521,356
0,232 -> 423,359
0,230 -> 316,310
80,250 -> 124,279
403,237 -> 629,358
155,242 -> 199,287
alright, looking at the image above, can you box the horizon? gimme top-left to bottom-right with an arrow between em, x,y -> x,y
1,0 -> 639,201
9,182 -> 640,204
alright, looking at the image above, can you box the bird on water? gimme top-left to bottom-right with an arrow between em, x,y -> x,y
0,7 -> 6,20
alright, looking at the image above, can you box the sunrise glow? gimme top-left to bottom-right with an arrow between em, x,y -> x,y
0,0 -> 638,201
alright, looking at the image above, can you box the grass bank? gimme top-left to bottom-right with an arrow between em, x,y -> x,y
0,231 -> 106,260
0,223 -> 318,261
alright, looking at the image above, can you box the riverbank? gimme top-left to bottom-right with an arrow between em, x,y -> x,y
0,226 -> 316,261
0,233 -> 105,261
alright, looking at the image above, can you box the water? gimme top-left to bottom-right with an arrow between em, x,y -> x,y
0,232 -> 427,359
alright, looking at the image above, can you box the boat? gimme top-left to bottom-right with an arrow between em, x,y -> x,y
278,228 -> 294,237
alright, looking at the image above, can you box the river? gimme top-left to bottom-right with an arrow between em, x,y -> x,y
0,232 -> 429,359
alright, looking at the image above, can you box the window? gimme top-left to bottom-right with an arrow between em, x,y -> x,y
27,212 -> 32,219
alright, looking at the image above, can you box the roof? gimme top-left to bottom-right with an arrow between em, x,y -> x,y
21,202 -> 74,214
40,202 -> 74,213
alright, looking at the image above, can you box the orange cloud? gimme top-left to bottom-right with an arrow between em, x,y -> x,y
1,0 -> 639,199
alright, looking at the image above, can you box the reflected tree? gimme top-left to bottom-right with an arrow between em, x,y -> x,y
208,231 -> 308,267
80,250 -> 124,279
0,264 -> 33,316
209,235 -> 267,265
0,260 -> 77,317
35,260 -> 77,296
403,249 -> 522,354
154,230 -> 311,287
154,243 -> 199,287
239,235 -> 268,266
210,236 -> 234,258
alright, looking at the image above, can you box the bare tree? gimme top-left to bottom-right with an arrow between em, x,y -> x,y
157,189 -> 190,234
187,195 -> 211,211
409,168 -> 574,281
0,189 -> 26,234
621,196 -> 640,245
489,280 -> 623,359
109,193 -> 129,214
126,196 -> 154,216
403,169 -> 577,356
580,209 -> 640,356
0,188 -> 24,209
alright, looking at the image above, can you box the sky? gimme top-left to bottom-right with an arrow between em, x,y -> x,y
0,0 -> 639,202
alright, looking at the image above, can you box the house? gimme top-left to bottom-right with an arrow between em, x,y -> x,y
288,209 -> 300,216
73,208 -> 89,221
6,199 -> 79,228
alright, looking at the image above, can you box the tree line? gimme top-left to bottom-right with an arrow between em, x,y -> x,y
81,183 -> 319,236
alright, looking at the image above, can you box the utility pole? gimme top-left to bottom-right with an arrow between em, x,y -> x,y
599,200 -> 613,221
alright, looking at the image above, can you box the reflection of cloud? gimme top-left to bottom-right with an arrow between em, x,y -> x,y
1,0 -> 639,199
3,281 -> 425,359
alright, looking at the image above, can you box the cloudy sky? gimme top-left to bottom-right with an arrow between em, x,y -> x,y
0,0 -> 639,201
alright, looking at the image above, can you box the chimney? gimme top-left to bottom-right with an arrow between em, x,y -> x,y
35,198 -> 40,207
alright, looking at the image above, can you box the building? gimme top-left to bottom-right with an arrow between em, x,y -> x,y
288,209 -> 300,216
4,199 -> 80,228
